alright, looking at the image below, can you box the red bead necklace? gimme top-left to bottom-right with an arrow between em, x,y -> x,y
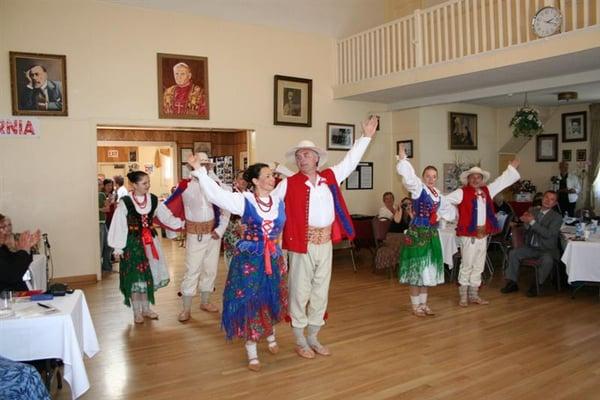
254,193 -> 273,213
131,191 -> 148,208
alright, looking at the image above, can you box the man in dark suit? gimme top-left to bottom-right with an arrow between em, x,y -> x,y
19,65 -> 63,111
501,190 -> 562,297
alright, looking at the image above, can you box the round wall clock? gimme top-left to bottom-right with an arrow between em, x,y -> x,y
532,6 -> 562,38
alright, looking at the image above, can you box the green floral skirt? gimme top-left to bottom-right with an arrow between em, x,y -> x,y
398,226 -> 444,286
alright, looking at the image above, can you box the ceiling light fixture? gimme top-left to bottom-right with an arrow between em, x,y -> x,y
557,91 -> 578,102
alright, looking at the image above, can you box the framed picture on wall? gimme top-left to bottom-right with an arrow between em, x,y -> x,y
193,141 -> 212,156
536,134 -> 558,162
157,53 -> 209,120
180,147 -> 193,164
128,150 -> 138,162
449,112 -> 477,150
345,162 -> 373,190
9,51 -> 68,116
562,149 -> 572,161
396,140 -> 413,158
240,151 -> 248,170
561,111 -> 587,142
576,149 -> 587,162
274,75 -> 312,127
181,164 -> 191,179
326,123 -> 355,150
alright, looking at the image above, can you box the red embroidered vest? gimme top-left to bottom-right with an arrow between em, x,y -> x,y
283,169 -> 355,253
456,185 -> 500,237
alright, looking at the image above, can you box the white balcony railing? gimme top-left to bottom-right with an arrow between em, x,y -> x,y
337,0 -> 600,85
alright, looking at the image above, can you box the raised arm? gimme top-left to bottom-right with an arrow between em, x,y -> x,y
395,145 -> 424,197
488,159 -> 521,198
189,167 -> 245,216
331,116 -> 377,183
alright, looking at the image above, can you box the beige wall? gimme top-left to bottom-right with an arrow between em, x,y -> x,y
0,0 -> 387,279
390,102 -> 499,197
497,103 -> 591,205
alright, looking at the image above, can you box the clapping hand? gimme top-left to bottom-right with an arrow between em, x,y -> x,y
16,230 -> 41,252
362,115 -> 378,138
520,211 -> 534,224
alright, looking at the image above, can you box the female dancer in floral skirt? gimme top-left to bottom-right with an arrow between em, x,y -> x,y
188,156 -> 288,372
396,145 -> 454,316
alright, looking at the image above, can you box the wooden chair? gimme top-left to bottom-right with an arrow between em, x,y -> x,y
508,225 -> 561,295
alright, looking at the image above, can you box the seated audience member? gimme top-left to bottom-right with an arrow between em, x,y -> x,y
378,192 -> 396,220
389,197 -> 413,233
501,191 -> 562,297
493,193 -> 514,216
0,214 -> 41,292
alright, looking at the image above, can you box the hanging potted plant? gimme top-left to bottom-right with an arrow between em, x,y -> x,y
509,94 -> 543,137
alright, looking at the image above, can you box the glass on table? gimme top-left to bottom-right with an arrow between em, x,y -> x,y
0,290 -> 13,311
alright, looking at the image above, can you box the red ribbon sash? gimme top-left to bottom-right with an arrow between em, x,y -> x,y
142,227 -> 159,260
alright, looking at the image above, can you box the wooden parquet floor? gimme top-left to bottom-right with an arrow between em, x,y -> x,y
54,239 -> 600,400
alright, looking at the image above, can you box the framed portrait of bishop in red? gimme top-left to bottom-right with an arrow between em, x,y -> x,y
157,53 -> 209,120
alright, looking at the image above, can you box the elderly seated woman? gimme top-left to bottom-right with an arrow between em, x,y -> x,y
374,197 -> 413,274
0,213 -> 40,292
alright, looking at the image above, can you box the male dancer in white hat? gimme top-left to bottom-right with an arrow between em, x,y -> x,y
445,161 -> 520,306
273,116 -> 378,358
157,152 -> 230,322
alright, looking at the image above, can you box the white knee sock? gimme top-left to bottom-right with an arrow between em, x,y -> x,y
293,327 -> 308,348
181,295 -> 193,311
410,295 -> 420,309
266,328 -> 276,347
418,293 -> 428,305
200,291 -> 211,304
245,341 -> 258,364
139,293 -> 152,312
307,325 -> 322,348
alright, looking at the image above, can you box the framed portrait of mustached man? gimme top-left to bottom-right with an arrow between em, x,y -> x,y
10,51 -> 68,116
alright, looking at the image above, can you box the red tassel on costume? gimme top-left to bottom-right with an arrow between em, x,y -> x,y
141,227 -> 159,260
284,314 -> 291,323
323,311 -> 329,321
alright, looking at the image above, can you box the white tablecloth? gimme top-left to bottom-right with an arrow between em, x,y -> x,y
438,225 -> 459,267
561,235 -> 600,284
0,290 -> 100,399
23,254 -> 47,291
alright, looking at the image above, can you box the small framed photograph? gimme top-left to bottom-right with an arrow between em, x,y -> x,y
396,140 -> 413,158
128,150 -> 138,162
157,53 -> 209,120
326,123 -> 355,151
576,149 -> 587,162
345,162 -> 373,190
180,147 -> 193,163
181,164 -> 191,179
536,134 -> 558,162
562,149 -> 572,161
240,151 -> 248,170
107,149 -> 119,158
193,141 -> 212,156
10,51 -> 68,116
449,112 -> 477,150
274,75 -> 312,127
561,111 -> 587,142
